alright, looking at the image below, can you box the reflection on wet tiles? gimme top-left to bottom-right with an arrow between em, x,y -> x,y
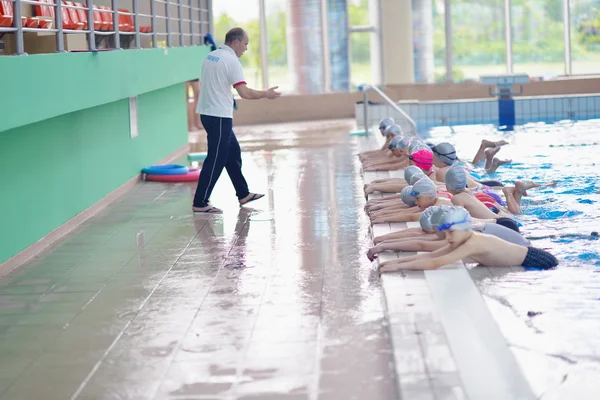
235,373 -> 312,398
0,123 -> 398,399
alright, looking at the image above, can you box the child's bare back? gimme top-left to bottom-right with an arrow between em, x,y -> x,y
460,232 -> 528,267
435,197 -> 453,207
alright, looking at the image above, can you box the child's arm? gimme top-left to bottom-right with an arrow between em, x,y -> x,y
369,239 -> 445,259
370,204 -> 413,216
365,183 -> 407,194
374,228 -> 426,243
379,243 -> 473,272
365,162 -> 405,172
371,178 -> 404,184
366,194 -> 403,205
367,201 -> 406,213
379,235 -> 440,246
381,242 -> 455,264
372,211 -> 420,224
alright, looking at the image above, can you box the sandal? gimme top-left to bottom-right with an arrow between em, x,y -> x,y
239,193 -> 265,206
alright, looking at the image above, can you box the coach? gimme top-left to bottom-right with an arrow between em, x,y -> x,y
192,27 -> 281,214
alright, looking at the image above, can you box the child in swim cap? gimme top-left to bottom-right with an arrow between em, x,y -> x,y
359,117 -> 396,162
409,148 -> 435,176
378,206 -> 558,273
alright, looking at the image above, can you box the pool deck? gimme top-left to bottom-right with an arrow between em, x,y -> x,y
0,122 -> 396,400
0,120 -> 545,399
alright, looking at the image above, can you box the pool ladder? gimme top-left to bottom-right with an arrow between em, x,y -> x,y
361,85 -> 417,137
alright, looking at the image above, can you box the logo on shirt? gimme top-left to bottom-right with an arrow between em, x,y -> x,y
207,55 -> 220,62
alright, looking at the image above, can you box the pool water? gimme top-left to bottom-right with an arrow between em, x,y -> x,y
425,118 -> 600,266
423,119 -> 600,396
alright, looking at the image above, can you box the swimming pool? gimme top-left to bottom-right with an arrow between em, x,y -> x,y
423,118 -> 600,396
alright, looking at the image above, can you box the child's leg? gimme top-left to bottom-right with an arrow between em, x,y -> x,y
472,139 -> 508,165
487,157 -> 512,174
501,186 -> 522,214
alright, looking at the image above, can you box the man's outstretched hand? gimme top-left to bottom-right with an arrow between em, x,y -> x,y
266,86 -> 281,100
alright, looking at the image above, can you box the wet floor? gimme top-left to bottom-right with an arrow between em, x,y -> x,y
0,120 -> 398,399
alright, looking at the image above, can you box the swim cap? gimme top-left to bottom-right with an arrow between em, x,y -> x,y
436,206 -> 472,232
388,135 -> 402,150
419,206 -> 439,231
379,117 -> 395,132
411,177 -> 438,198
429,205 -> 455,227
409,171 -> 426,185
411,144 -> 431,153
408,139 -> 426,153
432,142 -> 457,166
445,164 -> 468,191
403,166 -> 422,183
410,148 -> 434,171
385,124 -> 402,137
396,137 -> 411,149
400,185 -> 417,207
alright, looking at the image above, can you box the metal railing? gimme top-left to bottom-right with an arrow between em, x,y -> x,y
0,0 -> 212,55
361,84 -> 417,136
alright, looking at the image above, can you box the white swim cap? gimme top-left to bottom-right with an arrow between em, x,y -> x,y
436,206 -> 472,232
400,186 -> 417,207
385,124 -> 402,137
388,135 -> 403,149
396,137 -> 411,149
411,177 -> 438,199
403,166 -> 422,183
419,206 -> 439,231
429,205 -> 455,227
408,139 -> 426,152
379,117 -> 395,131
409,171 -> 426,185
445,164 -> 468,191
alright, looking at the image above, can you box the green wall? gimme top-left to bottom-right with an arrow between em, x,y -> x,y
0,83 -> 188,264
0,46 -> 210,133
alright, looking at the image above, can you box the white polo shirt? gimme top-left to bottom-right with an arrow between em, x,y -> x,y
196,45 -> 246,119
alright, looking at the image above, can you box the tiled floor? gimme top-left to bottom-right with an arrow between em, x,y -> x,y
0,124 -> 398,399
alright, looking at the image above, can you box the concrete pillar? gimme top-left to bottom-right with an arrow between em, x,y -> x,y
327,0 -> 350,92
286,0 -> 324,94
372,0 -> 415,85
413,0 -> 434,83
